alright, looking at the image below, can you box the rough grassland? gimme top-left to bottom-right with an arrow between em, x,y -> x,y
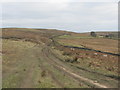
2,39 -> 88,88
57,35 -> 118,54
2,28 -> 119,88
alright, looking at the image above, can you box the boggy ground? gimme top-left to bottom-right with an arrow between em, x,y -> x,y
2,28 -> 119,88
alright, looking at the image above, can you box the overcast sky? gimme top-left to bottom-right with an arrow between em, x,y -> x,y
1,0 -> 118,32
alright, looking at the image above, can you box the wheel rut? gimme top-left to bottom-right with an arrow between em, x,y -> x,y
42,46 -> 109,88
35,46 -> 65,88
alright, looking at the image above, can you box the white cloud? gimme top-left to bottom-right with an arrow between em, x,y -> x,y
1,0 -> 119,2
2,2 -> 118,32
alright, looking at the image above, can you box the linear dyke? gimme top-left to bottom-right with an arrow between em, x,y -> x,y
64,45 -> 120,56
51,38 -> 120,56
50,34 -> 120,56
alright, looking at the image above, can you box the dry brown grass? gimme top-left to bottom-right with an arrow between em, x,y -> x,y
58,38 -> 118,54
2,28 -> 51,45
55,45 -> 118,74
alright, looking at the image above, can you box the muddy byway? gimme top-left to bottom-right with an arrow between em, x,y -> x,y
41,45 -> 112,88
3,39 -> 84,88
2,39 -> 118,88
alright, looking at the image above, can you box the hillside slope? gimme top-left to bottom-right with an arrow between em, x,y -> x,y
2,28 -> 119,88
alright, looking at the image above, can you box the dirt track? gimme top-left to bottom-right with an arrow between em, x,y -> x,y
18,42 -> 110,88
41,46 -> 110,88
3,38 -> 119,88
2,28 -> 118,88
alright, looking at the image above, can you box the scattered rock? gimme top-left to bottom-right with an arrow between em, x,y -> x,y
94,53 -> 98,55
94,81 -> 98,83
71,48 -> 75,51
103,55 -> 107,57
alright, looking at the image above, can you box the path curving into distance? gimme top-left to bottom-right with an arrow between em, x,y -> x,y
2,36 -> 118,88
41,46 -> 109,88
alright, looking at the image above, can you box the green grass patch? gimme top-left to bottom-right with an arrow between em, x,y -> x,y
57,41 -> 84,47
58,35 -> 95,39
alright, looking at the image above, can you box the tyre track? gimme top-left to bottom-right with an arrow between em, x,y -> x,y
42,46 -> 109,88
3,38 -> 110,88
35,46 -> 64,88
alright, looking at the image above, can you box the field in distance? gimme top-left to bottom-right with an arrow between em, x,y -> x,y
56,34 -> 118,54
